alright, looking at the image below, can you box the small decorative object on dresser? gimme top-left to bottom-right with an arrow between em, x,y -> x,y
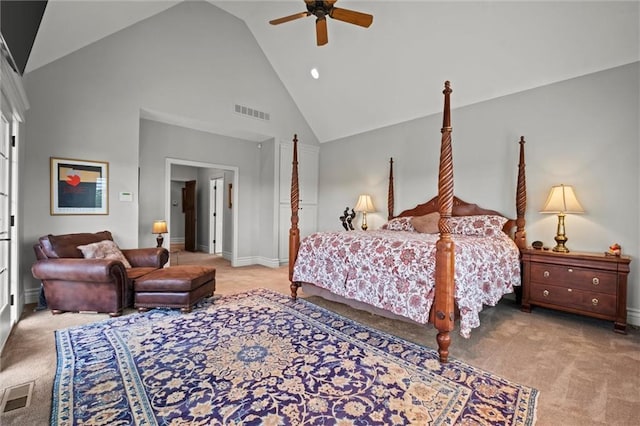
606,243 -> 622,256
339,207 -> 355,231
521,248 -> 631,333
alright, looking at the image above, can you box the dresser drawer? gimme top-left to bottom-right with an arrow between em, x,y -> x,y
529,282 -> 617,316
529,262 -> 617,294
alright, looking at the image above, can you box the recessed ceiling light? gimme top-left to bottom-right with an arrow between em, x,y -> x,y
310,68 -> 320,79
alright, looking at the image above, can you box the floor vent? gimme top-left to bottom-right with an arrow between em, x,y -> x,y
234,104 -> 270,121
1,381 -> 34,413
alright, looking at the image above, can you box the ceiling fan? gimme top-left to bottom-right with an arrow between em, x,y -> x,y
269,1 -> 373,46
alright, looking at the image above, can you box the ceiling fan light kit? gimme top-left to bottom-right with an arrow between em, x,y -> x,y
269,0 -> 373,46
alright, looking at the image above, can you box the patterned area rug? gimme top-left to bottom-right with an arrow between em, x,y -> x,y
52,289 -> 538,425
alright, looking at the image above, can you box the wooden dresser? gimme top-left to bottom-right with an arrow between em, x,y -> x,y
521,248 -> 631,333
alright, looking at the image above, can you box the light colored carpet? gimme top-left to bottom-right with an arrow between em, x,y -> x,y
1,251 -> 639,425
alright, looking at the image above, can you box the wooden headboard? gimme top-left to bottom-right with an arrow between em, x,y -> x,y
394,195 -> 516,235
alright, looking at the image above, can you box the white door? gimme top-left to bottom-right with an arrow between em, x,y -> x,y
0,114 -> 12,351
209,178 -> 224,254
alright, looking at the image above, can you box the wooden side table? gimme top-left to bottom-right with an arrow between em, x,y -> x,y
521,248 -> 631,333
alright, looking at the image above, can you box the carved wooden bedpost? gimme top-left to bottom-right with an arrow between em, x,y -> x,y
434,81 -> 455,363
289,134 -> 301,298
515,136 -> 527,250
388,158 -> 395,220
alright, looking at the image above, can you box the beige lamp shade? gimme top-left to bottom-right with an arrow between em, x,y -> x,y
354,194 -> 376,213
541,184 -> 584,214
152,220 -> 168,234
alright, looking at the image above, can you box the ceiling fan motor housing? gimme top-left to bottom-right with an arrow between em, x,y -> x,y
306,1 -> 332,19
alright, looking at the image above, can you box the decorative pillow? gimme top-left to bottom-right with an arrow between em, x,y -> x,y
77,240 -> 132,268
411,212 -> 439,234
449,215 -> 508,237
381,217 -> 415,232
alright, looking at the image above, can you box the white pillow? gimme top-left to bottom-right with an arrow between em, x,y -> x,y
77,240 -> 132,268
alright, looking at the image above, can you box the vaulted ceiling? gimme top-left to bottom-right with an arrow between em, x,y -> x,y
23,1 -> 640,143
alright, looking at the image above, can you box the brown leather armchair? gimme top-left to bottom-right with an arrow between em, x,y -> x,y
32,231 -> 169,317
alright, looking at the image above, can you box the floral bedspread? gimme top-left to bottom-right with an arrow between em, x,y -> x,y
293,230 -> 521,337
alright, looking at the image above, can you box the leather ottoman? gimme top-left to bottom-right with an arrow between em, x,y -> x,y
134,265 -> 216,313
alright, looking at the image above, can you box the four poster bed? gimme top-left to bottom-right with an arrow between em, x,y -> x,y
288,81 -> 527,363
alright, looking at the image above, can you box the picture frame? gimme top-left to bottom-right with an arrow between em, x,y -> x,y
50,157 -> 109,215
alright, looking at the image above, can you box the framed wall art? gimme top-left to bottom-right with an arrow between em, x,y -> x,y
50,157 -> 109,215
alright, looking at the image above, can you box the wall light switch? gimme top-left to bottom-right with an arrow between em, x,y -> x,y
119,192 -> 133,202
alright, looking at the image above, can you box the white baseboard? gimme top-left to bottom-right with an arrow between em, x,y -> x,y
627,307 -> 640,327
170,237 -> 185,243
256,257 -> 281,268
24,286 -> 40,305
233,256 -> 280,268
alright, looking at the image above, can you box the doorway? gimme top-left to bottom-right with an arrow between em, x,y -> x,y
183,180 -> 196,252
165,158 -> 239,266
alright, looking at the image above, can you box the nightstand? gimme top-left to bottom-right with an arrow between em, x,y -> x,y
521,248 -> 631,333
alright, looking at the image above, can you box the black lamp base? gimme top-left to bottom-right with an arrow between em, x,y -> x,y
156,234 -> 164,248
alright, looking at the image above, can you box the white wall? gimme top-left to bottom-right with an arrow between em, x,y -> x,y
318,62 -> 640,324
21,1 -> 318,297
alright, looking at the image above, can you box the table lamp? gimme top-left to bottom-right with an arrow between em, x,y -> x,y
152,220 -> 168,248
540,184 -> 584,253
354,194 -> 376,231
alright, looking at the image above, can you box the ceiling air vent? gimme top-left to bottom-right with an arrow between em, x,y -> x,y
234,104 -> 270,121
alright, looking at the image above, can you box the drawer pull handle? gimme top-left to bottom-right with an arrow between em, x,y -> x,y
567,288 -> 573,293
543,271 -> 550,278
592,298 -> 599,306
568,268 -> 573,273
543,290 -> 549,297
592,277 -> 599,286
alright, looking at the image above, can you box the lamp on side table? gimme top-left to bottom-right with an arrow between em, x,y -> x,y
152,220 -> 168,248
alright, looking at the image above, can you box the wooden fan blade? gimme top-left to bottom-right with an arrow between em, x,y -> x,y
316,18 -> 328,46
329,7 -> 373,28
269,11 -> 310,25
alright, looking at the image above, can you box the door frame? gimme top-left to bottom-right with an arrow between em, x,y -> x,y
0,46 -> 29,358
209,177 -> 224,254
165,158 -> 239,266
0,113 -> 13,354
